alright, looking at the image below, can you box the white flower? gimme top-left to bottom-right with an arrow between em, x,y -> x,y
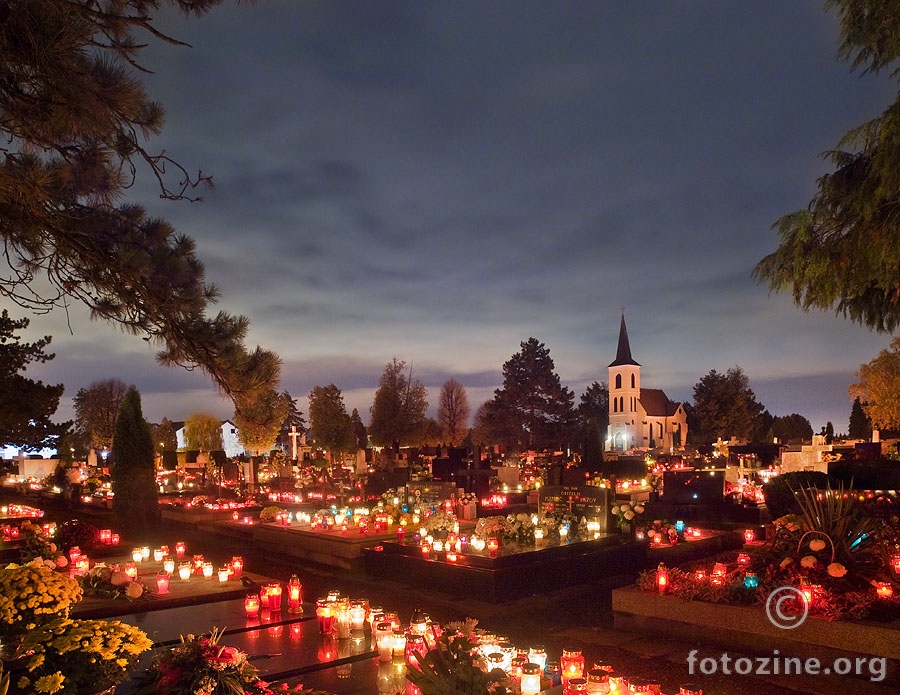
634,504 -> 644,514
620,503 -> 631,512
624,510 -> 635,521
611,506 -> 620,515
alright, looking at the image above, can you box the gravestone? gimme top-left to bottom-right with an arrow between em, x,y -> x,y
539,485 -> 609,532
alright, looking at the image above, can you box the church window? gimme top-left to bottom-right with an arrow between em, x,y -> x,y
615,374 -> 622,389
631,374 -> 635,388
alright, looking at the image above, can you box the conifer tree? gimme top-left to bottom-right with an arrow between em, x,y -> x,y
111,386 -> 160,537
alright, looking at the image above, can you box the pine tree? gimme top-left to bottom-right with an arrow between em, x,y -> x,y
848,396 -> 872,440
111,386 -> 160,538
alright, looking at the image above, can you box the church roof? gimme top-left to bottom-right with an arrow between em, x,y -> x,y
640,388 -> 680,417
608,314 -> 641,367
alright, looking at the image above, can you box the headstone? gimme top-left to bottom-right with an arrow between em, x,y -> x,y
539,485 -> 608,531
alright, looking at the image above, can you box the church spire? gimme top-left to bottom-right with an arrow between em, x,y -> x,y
608,312 -> 641,367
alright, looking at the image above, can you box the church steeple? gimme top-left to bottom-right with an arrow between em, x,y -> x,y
608,313 -> 641,368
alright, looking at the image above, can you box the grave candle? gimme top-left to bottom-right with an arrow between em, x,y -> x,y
218,567 -> 229,583
178,562 -> 191,581
202,562 -> 214,579
268,583 -> 282,611
174,541 -> 186,559
288,575 -> 303,612
131,548 -> 143,563
375,621 -> 393,661
153,548 -> 164,562
560,648 -> 585,685
349,602 -> 366,630
231,556 -> 243,577
244,593 -> 260,617
99,529 -> 112,545
124,561 -> 138,579
111,533 -> 120,545
156,573 -> 170,594
521,664 -> 542,695
141,546 -> 150,560
336,604 -> 351,639
163,558 -> 175,574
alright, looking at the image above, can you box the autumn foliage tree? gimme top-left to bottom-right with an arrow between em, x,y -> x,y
73,378 -> 128,452
849,337 -> 900,431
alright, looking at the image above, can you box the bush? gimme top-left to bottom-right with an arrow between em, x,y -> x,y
828,458 -> 900,490
259,505 -> 285,523
55,519 -> 100,553
763,471 -> 836,518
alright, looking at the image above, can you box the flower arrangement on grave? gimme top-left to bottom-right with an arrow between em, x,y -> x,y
610,502 -> 644,531
135,627 -> 335,695
16,617 -> 153,694
17,520 -> 67,567
405,618 -> 516,695
79,563 -> 150,601
0,560 -> 83,638
423,510 -> 456,534
259,505 -> 286,523
504,513 -> 535,545
643,519 -> 679,544
474,515 -> 510,542
540,510 -> 582,540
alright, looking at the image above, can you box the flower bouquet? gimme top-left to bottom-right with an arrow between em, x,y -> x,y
611,502 -> 644,531
504,513 -> 535,545
79,563 -> 150,601
16,617 -> 153,695
17,520 -> 66,568
0,560 -> 83,639
474,515 -> 510,542
136,628 -> 334,695
422,510 -> 456,534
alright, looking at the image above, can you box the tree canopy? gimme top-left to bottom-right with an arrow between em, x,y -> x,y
368,358 -> 428,452
73,378 -> 128,451
479,338 -> 576,452
308,384 -> 353,463
0,0 -> 281,416
754,0 -> 900,332
183,411 -> 222,452
689,366 -> 766,444
111,385 -> 160,535
437,378 -> 470,446
849,337 -> 900,430
0,310 -> 67,449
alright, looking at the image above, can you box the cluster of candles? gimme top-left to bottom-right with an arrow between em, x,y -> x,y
243,575 -> 301,617
1,503 -> 44,518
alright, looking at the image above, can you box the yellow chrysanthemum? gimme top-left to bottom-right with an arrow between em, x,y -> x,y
34,673 -> 66,694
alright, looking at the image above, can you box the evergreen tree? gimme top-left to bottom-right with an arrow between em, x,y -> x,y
73,379 -> 128,452
577,381 -> 608,470
481,338 -> 576,452
349,409 -> 368,451
0,0 -> 281,410
0,310 -> 67,450
848,396 -> 872,439
772,413 -> 814,442
233,389 -> 289,456
690,366 -> 766,444
754,0 -> 900,332
111,386 -> 160,537
152,418 -> 179,454
275,391 -> 306,453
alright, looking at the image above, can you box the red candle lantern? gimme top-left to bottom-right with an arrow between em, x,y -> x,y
156,573 -> 170,594
876,582 -> 894,599
560,648 -> 585,685
259,586 -> 270,609
267,583 -> 283,611
447,551 -> 458,563
68,546 -> 82,564
175,541 -> 186,559
99,529 -> 112,545
736,553 -> 751,566
420,541 -> 431,556
288,574 -> 303,612
397,527 -> 406,542
656,562 -> 669,593
75,556 -> 90,576
744,529 -> 755,544
316,599 -> 334,634
231,556 -> 243,577
892,556 -> 900,575
694,569 -> 707,582
487,538 -> 500,555
244,592 -> 260,617
124,561 -> 138,579
111,532 -> 120,545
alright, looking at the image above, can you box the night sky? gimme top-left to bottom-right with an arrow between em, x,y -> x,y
18,1 -> 900,438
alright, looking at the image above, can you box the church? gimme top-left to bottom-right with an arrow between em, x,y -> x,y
607,314 -> 688,452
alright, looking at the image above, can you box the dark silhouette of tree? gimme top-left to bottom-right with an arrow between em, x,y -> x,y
308,385 -> 353,464
690,367 -> 766,444
0,310 -> 67,450
111,386 -> 160,537
152,418 -> 179,454
275,391 -> 306,453
369,358 -> 428,453
772,413 -> 814,443
480,338 -> 576,452
73,379 -> 128,452
848,395 -> 872,439
577,381 -> 609,470
437,378 -> 470,446
349,408 -> 368,451
754,1 -> 900,332
0,1 -> 281,413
